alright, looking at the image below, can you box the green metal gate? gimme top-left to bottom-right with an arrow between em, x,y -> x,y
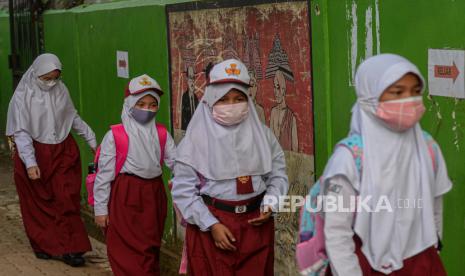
8,0 -> 44,88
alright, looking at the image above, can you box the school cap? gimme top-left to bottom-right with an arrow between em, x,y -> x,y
208,59 -> 251,86
125,74 -> 163,98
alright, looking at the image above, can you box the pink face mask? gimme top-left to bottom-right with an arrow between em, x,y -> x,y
212,102 -> 249,126
376,96 -> 425,132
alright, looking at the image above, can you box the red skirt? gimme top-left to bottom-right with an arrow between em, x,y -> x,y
13,135 -> 92,255
354,236 -> 446,276
186,196 -> 275,276
106,174 -> 167,276
326,236 -> 447,275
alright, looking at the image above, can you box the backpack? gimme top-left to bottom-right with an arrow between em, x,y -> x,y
296,131 -> 438,276
86,123 -> 168,206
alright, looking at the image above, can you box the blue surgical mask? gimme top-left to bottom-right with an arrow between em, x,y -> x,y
130,107 -> 156,124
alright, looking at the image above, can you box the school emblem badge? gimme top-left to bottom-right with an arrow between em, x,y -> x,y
237,176 -> 250,184
236,176 -> 254,194
225,63 -> 241,76
139,76 -> 152,86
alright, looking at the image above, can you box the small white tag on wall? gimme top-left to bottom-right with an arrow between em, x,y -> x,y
428,49 -> 465,98
117,51 -> 129,79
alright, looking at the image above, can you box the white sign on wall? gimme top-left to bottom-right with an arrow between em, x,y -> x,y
116,51 -> 129,78
428,49 -> 464,98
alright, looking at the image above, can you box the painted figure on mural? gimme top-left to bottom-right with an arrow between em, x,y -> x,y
270,69 -> 298,152
248,70 -> 266,124
181,66 -> 199,130
265,34 -> 299,152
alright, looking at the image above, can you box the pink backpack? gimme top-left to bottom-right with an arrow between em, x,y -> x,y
86,123 -> 168,206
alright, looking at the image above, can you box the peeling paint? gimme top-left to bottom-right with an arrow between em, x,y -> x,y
314,3 -> 320,16
348,1 -> 381,86
375,0 -> 381,54
349,1 -> 358,86
365,6 -> 373,59
427,94 -> 443,122
451,98 -> 462,151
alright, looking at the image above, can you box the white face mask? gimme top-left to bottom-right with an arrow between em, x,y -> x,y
36,78 -> 57,90
212,102 -> 249,126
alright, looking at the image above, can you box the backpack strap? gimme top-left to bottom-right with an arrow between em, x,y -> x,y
422,131 -> 438,174
110,124 -> 130,176
110,122 -> 168,175
336,134 -> 364,173
335,132 -> 438,176
93,145 -> 102,165
156,123 -> 168,167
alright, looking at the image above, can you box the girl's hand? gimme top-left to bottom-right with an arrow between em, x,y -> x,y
211,223 -> 236,251
248,206 -> 273,226
27,166 -> 41,180
95,215 -> 109,228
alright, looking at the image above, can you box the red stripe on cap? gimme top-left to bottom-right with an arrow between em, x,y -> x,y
129,87 -> 164,97
208,78 -> 251,87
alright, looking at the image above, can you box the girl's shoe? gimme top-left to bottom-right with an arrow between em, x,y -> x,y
34,252 -> 51,260
62,253 -> 86,267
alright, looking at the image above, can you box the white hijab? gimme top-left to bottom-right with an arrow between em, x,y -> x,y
176,83 -> 272,180
122,90 -> 163,179
6,53 -> 77,144
324,54 -> 443,273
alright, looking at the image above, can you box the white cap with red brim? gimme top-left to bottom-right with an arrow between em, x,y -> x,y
208,59 -> 251,86
125,74 -> 163,98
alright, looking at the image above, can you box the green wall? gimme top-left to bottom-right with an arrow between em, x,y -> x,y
0,11 -> 11,144
311,0 -> 464,274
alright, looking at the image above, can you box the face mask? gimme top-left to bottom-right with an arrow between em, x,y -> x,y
212,102 -> 249,126
37,78 -> 57,91
130,108 -> 157,124
376,96 -> 425,132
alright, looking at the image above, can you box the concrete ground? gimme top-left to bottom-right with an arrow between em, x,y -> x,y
0,152 -> 112,276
